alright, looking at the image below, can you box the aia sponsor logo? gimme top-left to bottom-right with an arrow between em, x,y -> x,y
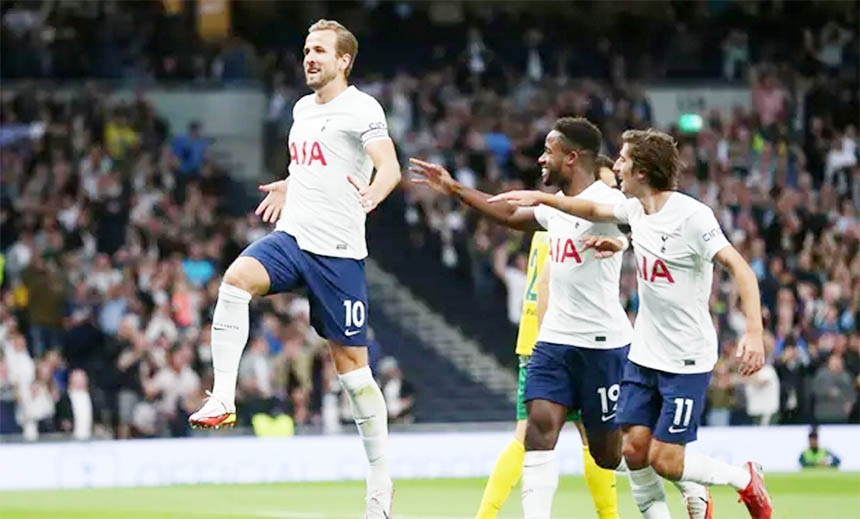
549,237 -> 582,264
636,254 -> 675,283
289,141 -> 328,166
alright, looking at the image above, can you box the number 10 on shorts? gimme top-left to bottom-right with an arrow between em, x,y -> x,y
343,299 -> 366,328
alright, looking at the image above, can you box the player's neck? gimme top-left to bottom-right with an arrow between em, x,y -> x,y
638,189 -> 674,215
314,79 -> 349,104
561,170 -> 591,197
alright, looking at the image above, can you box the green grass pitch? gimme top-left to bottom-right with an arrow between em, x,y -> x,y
1,472 -> 858,518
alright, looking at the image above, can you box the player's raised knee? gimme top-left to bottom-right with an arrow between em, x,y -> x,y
223,256 -> 271,297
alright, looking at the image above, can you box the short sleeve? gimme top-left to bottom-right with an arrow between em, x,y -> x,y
612,197 -> 639,224
685,208 -> 731,261
533,204 -> 550,229
355,96 -> 390,147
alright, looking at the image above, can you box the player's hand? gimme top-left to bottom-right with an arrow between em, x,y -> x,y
581,235 -> 623,259
487,190 -> 544,207
255,180 -> 288,223
348,176 -> 381,213
408,158 -> 457,195
736,329 -> 765,376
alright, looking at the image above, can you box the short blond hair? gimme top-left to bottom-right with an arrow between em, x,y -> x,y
308,19 -> 359,78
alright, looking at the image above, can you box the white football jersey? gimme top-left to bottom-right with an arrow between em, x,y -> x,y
276,86 -> 390,259
613,192 -> 731,374
534,182 -> 633,349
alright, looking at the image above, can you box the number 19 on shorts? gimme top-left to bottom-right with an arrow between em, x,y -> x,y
343,299 -> 366,328
597,384 -> 620,416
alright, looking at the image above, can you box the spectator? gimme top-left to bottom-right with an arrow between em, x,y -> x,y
722,29 -> 749,80
377,356 -> 415,424
744,361 -> 781,425
799,428 -> 841,469
706,362 -> 738,426
172,121 -> 208,178
143,344 -> 201,436
114,319 -> 150,439
17,359 -> 56,441
55,369 -> 95,441
4,333 -> 35,409
0,355 -> 18,434
774,340 -> 811,424
21,256 -> 67,356
181,243 -> 215,288
811,354 -> 857,424
494,249 -> 528,326
752,70 -> 787,128
238,337 -> 274,420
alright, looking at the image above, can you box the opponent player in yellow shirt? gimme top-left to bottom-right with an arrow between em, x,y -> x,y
474,155 -> 621,519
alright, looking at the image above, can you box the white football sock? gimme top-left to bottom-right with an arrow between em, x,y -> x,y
522,450 -> 558,519
673,478 -> 711,518
628,466 -> 671,519
672,478 -> 709,498
339,366 -> 391,494
682,451 -> 751,490
210,283 -> 252,406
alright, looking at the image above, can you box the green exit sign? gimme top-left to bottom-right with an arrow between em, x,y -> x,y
678,113 -> 703,133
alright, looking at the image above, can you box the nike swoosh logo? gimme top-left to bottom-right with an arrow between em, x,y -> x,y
601,413 -> 616,422
345,329 -> 361,337
668,426 -> 688,433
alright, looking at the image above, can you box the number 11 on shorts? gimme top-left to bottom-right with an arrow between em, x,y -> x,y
671,398 -> 694,431
343,299 -> 366,328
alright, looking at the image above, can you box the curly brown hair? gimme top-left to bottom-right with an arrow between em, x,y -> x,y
621,129 -> 682,190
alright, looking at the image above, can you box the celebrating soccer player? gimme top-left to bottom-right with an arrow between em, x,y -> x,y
188,20 -> 400,518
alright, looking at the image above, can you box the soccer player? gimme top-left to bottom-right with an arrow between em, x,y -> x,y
412,117 -> 635,519
188,20 -> 401,517
470,153 -> 620,519
489,128 -> 773,519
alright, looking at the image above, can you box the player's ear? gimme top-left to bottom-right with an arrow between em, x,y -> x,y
339,53 -> 352,73
565,149 -> 578,167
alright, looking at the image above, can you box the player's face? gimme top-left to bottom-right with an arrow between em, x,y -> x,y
303,30 -> 346,90
614,143 -> 639,196
537,131 -> 566,187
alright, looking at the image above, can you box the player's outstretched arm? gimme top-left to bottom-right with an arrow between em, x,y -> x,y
255,178 -> 290,223
488,190 -> 618,223
714,245 -> 765,376
351,139 -> 402,213
409,158 -> 541,231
